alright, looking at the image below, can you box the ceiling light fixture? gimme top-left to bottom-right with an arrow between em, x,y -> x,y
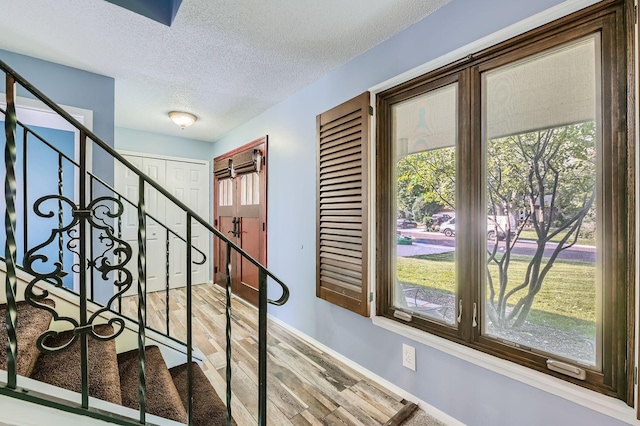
168,111 -> 197,129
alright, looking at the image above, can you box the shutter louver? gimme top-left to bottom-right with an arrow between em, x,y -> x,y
317,92 -> 370,317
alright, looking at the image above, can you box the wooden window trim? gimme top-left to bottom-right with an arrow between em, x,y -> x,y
376,0 -> 634,402
627,0 -> 638,412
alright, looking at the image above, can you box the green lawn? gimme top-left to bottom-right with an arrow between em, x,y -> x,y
398,252 -> 596,336
517,228 -> 595,247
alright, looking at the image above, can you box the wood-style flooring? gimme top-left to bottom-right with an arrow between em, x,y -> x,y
121,284 -> 409,426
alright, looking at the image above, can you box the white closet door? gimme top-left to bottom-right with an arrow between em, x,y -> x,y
116,155 -> 167,296
165,160 -> 209,286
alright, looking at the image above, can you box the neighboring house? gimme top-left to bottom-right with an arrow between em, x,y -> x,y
0,0 -> 638,425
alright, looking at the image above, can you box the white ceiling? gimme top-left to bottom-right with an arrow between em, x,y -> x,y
0,0 -> 451,142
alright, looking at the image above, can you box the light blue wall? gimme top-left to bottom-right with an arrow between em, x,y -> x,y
0,49 -> 115,183
115,127 -> 212,160
1,50 -> 116,303
0,123 -> 75,289
211,0 -> 627,424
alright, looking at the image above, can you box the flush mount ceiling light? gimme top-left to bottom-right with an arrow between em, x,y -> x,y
168,111 -> 197,129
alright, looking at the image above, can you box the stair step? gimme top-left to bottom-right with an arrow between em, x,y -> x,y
118,345 -> 187,423
170,362 -> 236,426
0,299 -> 55,377
30,324 -> 122,405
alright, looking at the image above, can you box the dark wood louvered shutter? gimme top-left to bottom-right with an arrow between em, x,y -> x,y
317,92 -> 370,317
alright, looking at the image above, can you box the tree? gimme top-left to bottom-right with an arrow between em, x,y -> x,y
396,147 -> 455,213
485,122 -> 595,328
396,122 -> 596,329
411,197 -> 441,224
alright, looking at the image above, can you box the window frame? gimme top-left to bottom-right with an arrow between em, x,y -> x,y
375,0 -> 633,401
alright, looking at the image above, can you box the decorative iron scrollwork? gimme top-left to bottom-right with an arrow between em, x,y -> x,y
66,228 -> 81,273
23,195 -> 133,352
24,195 -> 80,353
84,196 -> 132,342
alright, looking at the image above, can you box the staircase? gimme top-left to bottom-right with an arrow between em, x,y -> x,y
1,58 -> 289,425
1,300 -> 231,424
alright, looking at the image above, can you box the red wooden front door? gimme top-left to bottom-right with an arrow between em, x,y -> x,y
213,137 -> 267,306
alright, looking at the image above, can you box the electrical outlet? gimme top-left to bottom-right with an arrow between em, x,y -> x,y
402,344 -> 416,371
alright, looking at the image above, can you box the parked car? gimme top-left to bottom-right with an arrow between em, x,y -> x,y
431,213 -> 453,226
440,218 -> 456,237
487,215 -> 516,240
440,216 -> 515,240
397,219 -> 418,229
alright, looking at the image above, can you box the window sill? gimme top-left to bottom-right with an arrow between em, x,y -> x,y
371,315 -> 636,424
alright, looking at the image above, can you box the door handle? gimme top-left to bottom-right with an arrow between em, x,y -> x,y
234,217 -> 241,237
228,217 -> 240,237
228,217 -> 237,236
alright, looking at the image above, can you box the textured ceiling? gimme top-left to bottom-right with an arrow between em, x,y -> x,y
0,0 -> 451,142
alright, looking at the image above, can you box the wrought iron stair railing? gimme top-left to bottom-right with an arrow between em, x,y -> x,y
1,58 -> 289,426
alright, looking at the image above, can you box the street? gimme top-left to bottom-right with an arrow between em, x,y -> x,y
397,229 -> 596,263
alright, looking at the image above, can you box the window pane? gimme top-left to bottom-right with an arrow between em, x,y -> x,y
240,172 -> 260,205
393,83 -> 457,326
218,179 -> 233,206
482,36 -> 601,367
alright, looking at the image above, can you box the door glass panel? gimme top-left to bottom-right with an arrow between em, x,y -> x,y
218,179 -> 233,206
240,172 -> 260,205
482,36 -> 601,367
393,83 -> 457,326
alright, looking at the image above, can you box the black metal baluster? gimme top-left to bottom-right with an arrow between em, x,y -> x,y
165,227 -> 170,336
78,131 -> 89,408
186,215 -> 193,425
137,176 -> 147,424
0,59 -> 292,425
258,268 -> 268,426
4,74 -> 18,390
89,176 -> 94,300
117,195 -> 123,314
225,242 -> 233,426
22,129 -> 27,261
58,153 -> 64,281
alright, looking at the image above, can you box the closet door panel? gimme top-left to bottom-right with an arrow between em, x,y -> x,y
165,160 -> 210,286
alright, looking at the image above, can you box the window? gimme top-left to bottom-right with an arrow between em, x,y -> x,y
218,179 -> 233,206
482,36 -> 601,367
394,82 -> 458,327
376,2 -> 632,400
240,173 -> 260,205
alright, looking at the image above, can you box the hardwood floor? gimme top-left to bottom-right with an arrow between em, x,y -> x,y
121,283 -> 409,425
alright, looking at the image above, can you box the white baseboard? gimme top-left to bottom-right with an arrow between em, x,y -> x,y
267,314 -> 464,425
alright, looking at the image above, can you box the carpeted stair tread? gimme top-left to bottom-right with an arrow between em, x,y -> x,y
170,362 -> 236,426
118,345 -> 187,423
30,324 -> 122,405
0,299 -> 55,377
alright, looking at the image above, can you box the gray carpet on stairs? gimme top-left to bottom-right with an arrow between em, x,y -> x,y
118,345 -> 188,423
30,324 -> 122,405
0,300 -> 54,377
170,362 -> 236,426
2,301 -> 234,424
